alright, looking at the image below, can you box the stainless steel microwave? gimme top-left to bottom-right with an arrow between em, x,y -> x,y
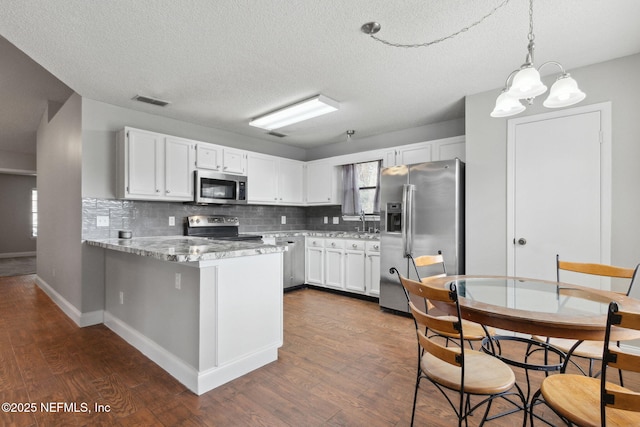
194,170 -> 247,204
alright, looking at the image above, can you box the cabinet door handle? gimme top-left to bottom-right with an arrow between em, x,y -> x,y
352,244 -> 357,248
156,189 -> 160,193
374,245 -> 379,250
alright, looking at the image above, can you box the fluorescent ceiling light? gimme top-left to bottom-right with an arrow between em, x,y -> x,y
249,95 -> 339,130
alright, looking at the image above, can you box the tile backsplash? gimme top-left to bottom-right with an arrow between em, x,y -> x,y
82,198 -> 380,240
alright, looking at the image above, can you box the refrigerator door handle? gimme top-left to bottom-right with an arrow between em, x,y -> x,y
402,184 -> 415,257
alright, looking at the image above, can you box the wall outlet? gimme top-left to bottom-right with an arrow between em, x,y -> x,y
97,216 -> 109,227
169,216 -> 175,226
175,273 -> 181,290
119,291 -> 124,305
323,216 -> 328,224
281,215 -> 286,225
332,217 -> 339,225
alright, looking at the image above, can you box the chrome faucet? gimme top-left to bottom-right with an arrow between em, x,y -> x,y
359,210 -> 366,233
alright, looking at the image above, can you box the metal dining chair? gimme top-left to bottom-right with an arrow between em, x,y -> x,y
530,301 -> 640,426
407,253 -> 495,349
531,255 -> 639,380
396,272 -> 526,427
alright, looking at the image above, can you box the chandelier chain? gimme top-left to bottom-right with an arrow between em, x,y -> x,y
368,0 -> 512,49
528,0 -> 535,41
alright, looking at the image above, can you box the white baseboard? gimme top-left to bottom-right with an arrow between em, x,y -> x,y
104,311 -> 278,395
35,275 -> 104,327
0,251 -> 36,258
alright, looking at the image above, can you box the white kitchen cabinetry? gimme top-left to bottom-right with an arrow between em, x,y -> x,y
365,241 -> 381,296
305,238 -> 325,285
344,240 -> 366,293
247,153 -> 304,205
196,143 -> 247,175
381,136 -> 465,167
278,158 -> 305,204
383,142 -> 432,168
305,236 -> 380,297
117,128 -> 195,201
324,239 -> 345,289
432,136 -> 466,162
305,161 -> 339,205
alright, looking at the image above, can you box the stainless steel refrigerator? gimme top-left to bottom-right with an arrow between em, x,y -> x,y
379,159 -> 465,313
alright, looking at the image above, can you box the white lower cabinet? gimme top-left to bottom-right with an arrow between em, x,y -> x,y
305,236 -> 380,297
365,241 -> 381,296
305,238 -> 325,285
324,239 -> 345,289
344,240 -> 366,293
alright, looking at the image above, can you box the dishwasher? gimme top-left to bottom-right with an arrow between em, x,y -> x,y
276,236 -> 305,290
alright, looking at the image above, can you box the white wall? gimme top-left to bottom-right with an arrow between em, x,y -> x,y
36,92 -> 83,308
465,53 -> 640,282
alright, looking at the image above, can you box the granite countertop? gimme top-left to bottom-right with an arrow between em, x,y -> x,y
85,236 -> 286,262
258,230 -> 380,240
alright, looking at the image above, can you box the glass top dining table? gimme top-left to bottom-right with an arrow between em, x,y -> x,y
423,275 -> 640,341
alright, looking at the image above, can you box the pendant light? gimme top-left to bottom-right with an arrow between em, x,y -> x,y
491,0 -> 585,118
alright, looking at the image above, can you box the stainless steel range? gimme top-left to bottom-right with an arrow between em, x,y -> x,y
184,215 -> 263,241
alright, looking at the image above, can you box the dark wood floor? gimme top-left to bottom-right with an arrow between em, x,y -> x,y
1,275 -> 637,426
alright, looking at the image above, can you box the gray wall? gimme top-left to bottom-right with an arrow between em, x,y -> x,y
0,173 -> 36,255
465,53 -> 640,280
0,150 -> 36,173
36,92 -> 83,309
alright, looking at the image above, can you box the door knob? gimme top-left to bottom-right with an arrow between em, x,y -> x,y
517,238 -> 527,245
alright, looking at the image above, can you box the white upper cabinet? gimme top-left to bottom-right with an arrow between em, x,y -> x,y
305,161 -> 339,205
164,137 -> 195,199
117,128 -> 195,201
221,147 -> 247,175
247,153 -> 304,205
383,142 -> 432,168
196,143 -> 247,175
278,158 -> 304,204
381,136 -> 465,167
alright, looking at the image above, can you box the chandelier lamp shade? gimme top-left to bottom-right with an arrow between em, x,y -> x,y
249,95 -> 340,130
491,0 -> 586,118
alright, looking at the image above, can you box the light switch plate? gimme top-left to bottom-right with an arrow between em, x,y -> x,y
323,216 -> 328,224
281,216 -> 286,225
332,217 -> 339,224
97,216 -> 109,227
169,216 -> 175,226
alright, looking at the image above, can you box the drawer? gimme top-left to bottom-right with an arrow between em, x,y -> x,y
306,237 -> 325,248
365,241 -> 381,252
345,240 -> 365,251
325,239 -> 345,249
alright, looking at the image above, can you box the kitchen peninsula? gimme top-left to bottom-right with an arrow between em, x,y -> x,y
85,236 -> 285,395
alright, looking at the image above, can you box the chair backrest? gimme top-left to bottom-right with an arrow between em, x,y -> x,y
556,254 -> 637,290
625,264 -> 640,299
398,273 -> 464,367
409,253 -> 447,282
600,302 -> 640,425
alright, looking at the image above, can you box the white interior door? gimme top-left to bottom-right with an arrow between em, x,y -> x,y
507,103 -> 611,290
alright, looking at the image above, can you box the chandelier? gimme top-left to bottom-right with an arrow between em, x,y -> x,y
490,0 -> 586,117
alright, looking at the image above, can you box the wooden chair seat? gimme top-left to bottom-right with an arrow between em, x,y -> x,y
531,335 -> 603,359
421,349 -> 516,395
540,374 -> 640,427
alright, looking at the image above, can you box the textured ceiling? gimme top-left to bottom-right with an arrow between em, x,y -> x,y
1,0 -> 640,155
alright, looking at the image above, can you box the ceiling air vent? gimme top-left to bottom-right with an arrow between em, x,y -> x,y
267,131 -> 287,138
132,95 -> 171,107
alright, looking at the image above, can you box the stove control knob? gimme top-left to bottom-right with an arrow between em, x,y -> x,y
195,218 -> 200,224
